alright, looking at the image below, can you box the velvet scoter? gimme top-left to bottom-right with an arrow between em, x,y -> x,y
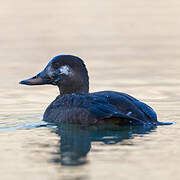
20,55 -> 169,126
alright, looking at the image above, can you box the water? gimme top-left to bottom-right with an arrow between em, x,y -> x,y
0,0 -> 180,179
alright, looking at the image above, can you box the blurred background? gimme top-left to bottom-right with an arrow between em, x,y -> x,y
0,0 -> 180,180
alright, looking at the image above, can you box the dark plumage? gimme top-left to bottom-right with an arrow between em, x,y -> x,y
20,55 -> 169,127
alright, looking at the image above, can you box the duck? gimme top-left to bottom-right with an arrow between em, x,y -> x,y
19,55 -> 163,126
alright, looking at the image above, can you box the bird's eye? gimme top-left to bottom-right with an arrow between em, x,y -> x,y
53,62 -> 59,69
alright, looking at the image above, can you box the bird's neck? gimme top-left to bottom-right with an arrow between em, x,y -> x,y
58,81 -> 89,96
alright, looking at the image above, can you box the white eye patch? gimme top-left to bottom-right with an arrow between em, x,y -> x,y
59,65 -> 72,76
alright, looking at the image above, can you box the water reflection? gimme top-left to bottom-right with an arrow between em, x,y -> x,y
52,124 -> 155,166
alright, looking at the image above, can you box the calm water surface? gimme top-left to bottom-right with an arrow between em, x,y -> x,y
0,0 -> 180,180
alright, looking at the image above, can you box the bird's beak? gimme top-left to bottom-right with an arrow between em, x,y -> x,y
19,70 -> 51,86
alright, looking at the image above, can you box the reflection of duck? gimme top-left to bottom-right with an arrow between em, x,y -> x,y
20,55 -> 169,126
52,124 -> 155,166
